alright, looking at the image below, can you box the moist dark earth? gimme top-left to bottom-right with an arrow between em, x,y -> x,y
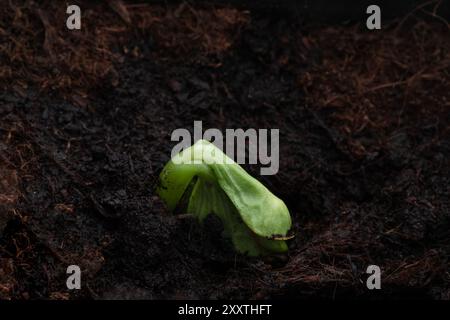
0,2 -> 449,299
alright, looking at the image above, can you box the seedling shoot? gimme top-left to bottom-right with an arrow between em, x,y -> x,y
157,140 -> 292,256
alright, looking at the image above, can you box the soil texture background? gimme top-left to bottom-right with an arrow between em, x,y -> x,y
0,1 -> 449,299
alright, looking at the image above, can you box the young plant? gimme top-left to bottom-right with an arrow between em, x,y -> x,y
157,139 -> 292,256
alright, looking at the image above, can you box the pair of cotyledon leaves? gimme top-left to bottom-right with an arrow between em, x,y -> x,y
157,140 -> 292,256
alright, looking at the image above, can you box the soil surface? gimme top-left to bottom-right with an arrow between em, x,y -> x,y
0,1 -> 449,299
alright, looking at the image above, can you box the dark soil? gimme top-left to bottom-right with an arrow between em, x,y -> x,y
0,1 -> 449,299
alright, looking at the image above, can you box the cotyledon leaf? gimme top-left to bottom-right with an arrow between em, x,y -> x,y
187,178 -> 288,256
157,139 -> 292,256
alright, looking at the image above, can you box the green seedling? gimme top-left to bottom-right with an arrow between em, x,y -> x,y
157,140 -> 292,256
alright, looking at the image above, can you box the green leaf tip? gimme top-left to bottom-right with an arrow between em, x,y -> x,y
157,139 -> 292,256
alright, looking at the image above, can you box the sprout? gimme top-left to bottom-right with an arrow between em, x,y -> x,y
157,139 -> 292,256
